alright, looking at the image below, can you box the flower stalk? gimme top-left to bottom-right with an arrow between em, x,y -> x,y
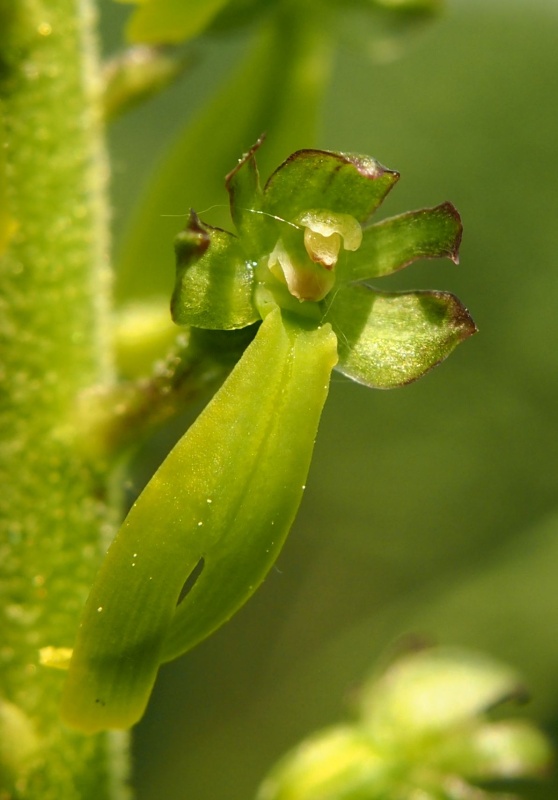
0,1 -> 128,797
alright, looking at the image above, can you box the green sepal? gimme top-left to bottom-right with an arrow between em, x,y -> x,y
225,137 -> 274,257
323,284 -> 477,388
171,211 -> 258,329
60,308 -> 337,732
262,150 -> 399,224
337,202 -> 462,284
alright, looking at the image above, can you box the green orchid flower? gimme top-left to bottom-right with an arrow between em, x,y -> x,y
172,140 -> 473,387
61,142 -> 475,734
257,647 -> 552,800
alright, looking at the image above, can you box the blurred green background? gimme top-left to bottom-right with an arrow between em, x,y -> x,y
99,1 -> 558,797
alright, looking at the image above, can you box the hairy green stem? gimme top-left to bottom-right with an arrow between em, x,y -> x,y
0,1 -> 129,798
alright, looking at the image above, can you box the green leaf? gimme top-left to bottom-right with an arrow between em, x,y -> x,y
263,150 -> 399,225
324,285 -> 476,388
171,211 -> 258,329
60,308 -> 337,732
337,202 -> 462,283
121,0 -> 232,45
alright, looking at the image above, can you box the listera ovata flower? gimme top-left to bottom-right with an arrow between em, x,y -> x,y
257,647 -> 552,800
61,141 -> 476,733
173,142 -> 473,387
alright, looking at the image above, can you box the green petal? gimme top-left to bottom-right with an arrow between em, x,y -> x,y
337,202 -> 462,283
60,309 -> 337,732
263,150 -> 399,224
171,211 -> 258,330
324,284 -> 476,388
